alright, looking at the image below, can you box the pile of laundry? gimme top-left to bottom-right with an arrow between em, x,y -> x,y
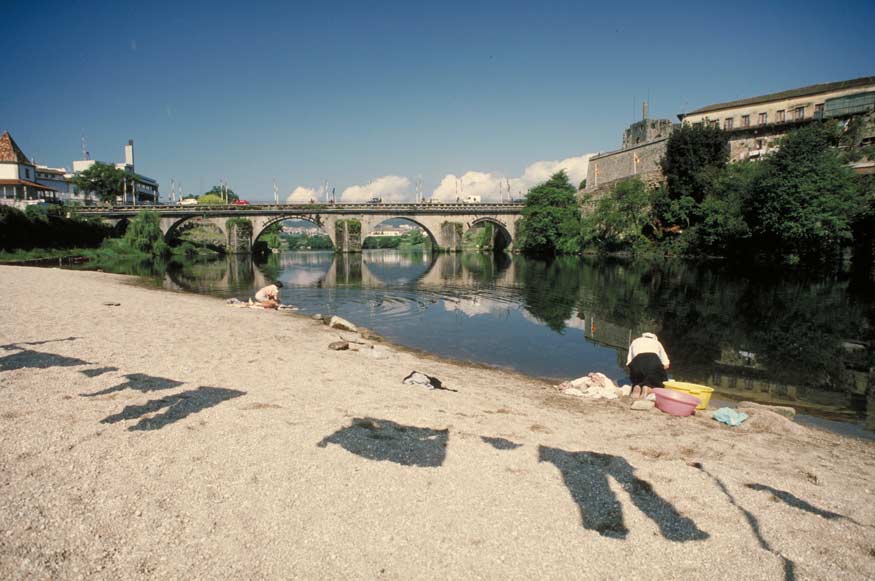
557,372 -> 627,400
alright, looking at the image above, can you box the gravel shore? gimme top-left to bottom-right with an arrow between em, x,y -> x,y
1,265 -> 874,580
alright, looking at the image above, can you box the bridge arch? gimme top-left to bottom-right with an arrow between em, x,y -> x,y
252,215 -> 336,251
361,216 -> 438,251
162,215 -> 226,243
469,217 -> 513,251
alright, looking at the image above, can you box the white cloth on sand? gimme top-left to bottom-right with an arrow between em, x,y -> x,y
560,372 -> 621,400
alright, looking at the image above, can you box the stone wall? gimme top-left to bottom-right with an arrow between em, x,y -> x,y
583,139 -> 667,198
623,119 -> 674,149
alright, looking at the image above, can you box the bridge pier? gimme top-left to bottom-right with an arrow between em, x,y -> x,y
333,219 -> 362,253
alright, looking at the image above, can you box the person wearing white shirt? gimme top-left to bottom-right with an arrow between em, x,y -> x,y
626,332 -> 670,398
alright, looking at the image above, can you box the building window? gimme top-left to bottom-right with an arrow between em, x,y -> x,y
741,115 -> 750,128
794,106 -> 805,120
756,139 -> 764,150
724,118 -> 734,130
25,168 -> 31,179
758,112 -> 767,125
709,119 -> 718,128
776,110 -> 785,122
814,103 -> 824,118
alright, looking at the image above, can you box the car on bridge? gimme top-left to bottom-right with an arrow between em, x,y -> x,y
179,198 -> 198,206
232,199 -> 250,206
368,197 -> 382,204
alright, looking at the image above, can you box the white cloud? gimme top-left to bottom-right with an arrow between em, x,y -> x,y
340,175 -> 411,203
286,186 -> 319,203
285,152 -> 593,206
442,297 -> 515,318
432,171 -> 503,202
431,153 -> 593,202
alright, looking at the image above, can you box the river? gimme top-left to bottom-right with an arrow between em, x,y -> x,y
87,250 -> 875,431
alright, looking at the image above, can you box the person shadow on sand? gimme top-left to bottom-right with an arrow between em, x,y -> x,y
539,446 -> 709,542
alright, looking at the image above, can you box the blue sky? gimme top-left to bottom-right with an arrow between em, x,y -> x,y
2,0 -> 873,201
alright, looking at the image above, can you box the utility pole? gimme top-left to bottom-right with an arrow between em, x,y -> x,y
273,178 -> 279,204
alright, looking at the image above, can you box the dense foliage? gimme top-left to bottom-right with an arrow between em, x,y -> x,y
362,230 -> 430,250
122,210 -> 169,256
581,178 -> 652,252
656,124 -> 730,228
286,232 -> 334,250
201,185 -> 239,202
517,171 -> 581,255
0,205 -> 113,251
521,121 -> 872,263
197,193 -> 226,205
743,123 -> 865,260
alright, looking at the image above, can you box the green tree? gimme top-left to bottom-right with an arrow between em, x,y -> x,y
581,178 -> 652,251
658,123 -> 730,228
202,185 -> 239,202
517,171 -> 581,255
71,162 -> 126,204
197,193 -> 225,205
123,210 -> 169,256
744,122 -> 865,260
685,161 -> 761,255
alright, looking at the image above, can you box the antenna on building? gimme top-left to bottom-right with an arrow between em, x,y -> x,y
81,134 -> 90,160
643,100 -> 649,121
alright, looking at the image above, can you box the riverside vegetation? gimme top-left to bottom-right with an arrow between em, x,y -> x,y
518,122 -> 875,265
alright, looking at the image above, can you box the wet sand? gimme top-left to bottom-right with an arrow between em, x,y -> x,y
1,265 -> 874,579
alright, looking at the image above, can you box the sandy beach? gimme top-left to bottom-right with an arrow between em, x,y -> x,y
1,264 -> 874,580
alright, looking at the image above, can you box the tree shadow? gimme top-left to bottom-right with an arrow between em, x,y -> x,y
0,336 -> 80,350
317,417 -> 448,467
745,483 -> 844,520
80,366 -> 119,378
481,436 -> 522,450
692,464 -> 795,580
80,373 -> 184,397
538,446 -> 708,542
0,349 -> 90,372
99,386 -> 245,431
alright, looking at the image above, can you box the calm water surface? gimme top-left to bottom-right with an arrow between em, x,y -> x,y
118,250 -> 874,429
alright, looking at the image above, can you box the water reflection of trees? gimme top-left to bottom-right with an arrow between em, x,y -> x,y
516,257 -> 582,332
572,257 -> 872,396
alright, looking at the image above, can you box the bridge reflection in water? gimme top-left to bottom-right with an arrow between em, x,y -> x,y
161,251 -> 874,430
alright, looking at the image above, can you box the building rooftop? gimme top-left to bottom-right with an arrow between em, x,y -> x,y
0,131 -> 32,164
682,76 -> 875,117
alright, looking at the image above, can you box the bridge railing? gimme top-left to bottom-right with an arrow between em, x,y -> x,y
77,202 -> 526,213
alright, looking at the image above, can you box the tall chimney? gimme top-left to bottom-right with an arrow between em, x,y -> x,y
642,100 -> 649,121
124,139 -> 134,168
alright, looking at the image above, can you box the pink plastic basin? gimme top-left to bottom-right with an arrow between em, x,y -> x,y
652,388 -> 701,417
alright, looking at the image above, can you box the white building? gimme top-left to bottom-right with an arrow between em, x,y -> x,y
71,139 -> 159,204
0,131 -> 58,206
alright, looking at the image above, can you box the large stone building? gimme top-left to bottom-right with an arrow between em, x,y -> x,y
678,76 -> 875,161
583,103 -> 675,198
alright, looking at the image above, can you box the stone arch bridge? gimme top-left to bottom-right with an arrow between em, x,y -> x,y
80,203 -> 524,253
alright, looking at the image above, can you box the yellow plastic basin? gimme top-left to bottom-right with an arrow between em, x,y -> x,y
663,381 -> 714,410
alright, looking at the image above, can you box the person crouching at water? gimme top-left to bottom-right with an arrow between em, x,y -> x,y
255,282 -> 283,309
626,332 -> 670,399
